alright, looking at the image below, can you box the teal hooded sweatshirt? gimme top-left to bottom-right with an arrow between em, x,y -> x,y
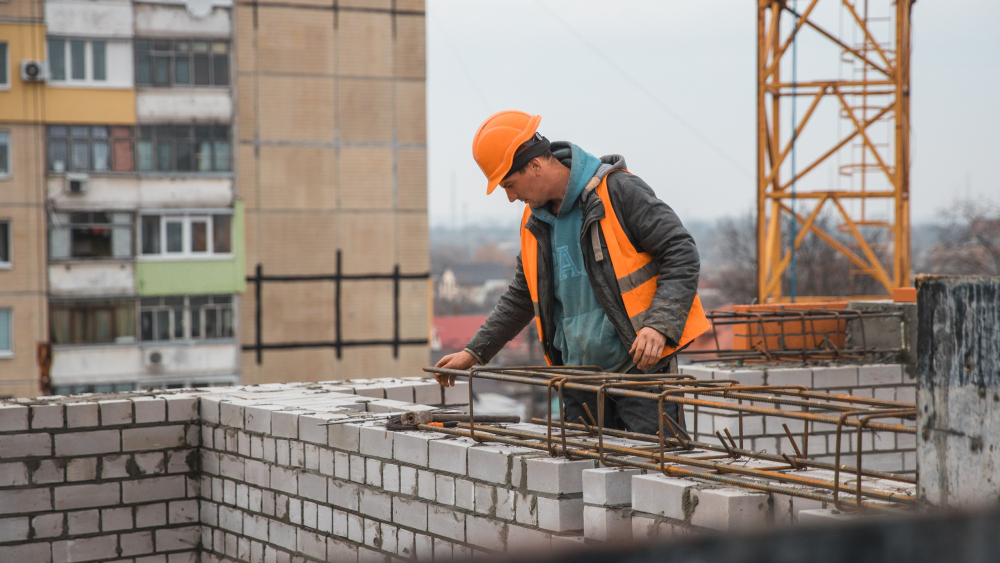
530,144 -> 634,371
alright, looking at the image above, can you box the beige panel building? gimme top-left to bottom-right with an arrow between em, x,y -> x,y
237,0 -> 430,383
0,0 -> 47,398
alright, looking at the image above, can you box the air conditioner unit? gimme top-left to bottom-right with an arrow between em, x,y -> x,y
66,173 -> 89,195
146,350 -> 164,366
20,60 -> 48,82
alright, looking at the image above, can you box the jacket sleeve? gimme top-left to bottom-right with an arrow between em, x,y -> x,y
464,253 -> 536,364
610,173 -> 700,346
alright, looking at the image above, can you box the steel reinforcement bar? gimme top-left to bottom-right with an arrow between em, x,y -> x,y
423,365 -> 917,512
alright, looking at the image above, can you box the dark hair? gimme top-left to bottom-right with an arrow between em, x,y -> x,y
505,135 -> 553,179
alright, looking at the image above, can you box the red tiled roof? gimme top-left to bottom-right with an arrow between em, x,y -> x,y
434,315 -> 526,351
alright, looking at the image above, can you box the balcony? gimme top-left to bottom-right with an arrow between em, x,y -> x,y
50,341 -> 240,387
49,261 -> 135,297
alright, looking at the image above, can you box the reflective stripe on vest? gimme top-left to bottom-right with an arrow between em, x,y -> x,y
520,172 -> 711,363
520,207 -> 553,366
593,174 -> 711,357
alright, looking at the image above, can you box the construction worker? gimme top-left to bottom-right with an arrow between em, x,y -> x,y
434,111 -> 710,435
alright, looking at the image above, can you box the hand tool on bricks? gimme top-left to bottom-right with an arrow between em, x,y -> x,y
388,410 -> 520,431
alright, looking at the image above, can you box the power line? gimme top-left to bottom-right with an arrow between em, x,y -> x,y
429,9 -> 493,113
533,0 -> 754,180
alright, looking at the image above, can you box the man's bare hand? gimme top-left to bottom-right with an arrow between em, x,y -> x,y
433,350 -> 477,387
629,327 -> 666,371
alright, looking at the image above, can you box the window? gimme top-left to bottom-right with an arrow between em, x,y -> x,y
0,42 -> 8,89
0,308 -> 10,357
48,125 -> 133,173
135,39 -> 230,87
49,300 -> 135,345
0,220 -> 10,266
0,131 -> 8,176
49,212 -> 133,260
136,125 -> 230,172
139,295 -> 233,342
140,212 -> 232,257
47,38 -> 108,84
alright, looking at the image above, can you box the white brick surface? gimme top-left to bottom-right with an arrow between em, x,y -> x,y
30,404 -> 63,429
393,497 -> 427,531
767,368 -> 812,387
631,474 -> 698,521
689,487 -> 770,531
466,514 -> 506,551
66,403 -> 99,428
812,366 -> 859,388
858,364 -> 903,386
582,468 -> 641,506
134,398 -> 167,424
584,505 -> 632,542
526,458 -> 596,494
428,438 -> 473,474
428,505 -> 465,541
360,425 -> 394,459
536,496 -> 583,532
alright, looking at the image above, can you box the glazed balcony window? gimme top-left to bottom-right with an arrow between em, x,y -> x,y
50,300 -> 136,345
139,295 -> 234,342
48,38 -> 107,83
47,125 -> 133,173
135,39 -> 230,87
136,125 -> 231,173
49,212 -> 133,260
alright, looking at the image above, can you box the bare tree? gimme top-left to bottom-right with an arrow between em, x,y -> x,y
918,198 -> 1000,275
710,209 -> 889,304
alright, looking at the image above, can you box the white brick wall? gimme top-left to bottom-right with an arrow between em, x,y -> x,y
0,375 -> 916,561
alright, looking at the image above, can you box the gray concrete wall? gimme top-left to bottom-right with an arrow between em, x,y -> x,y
916,276 -> 1000,508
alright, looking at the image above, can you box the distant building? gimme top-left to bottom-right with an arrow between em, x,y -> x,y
437,262 -> 512,305
0,0 -> 429,397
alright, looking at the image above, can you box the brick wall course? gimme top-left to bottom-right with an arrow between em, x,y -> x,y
0,376 -> 916,561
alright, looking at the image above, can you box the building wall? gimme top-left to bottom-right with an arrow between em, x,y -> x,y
0,5 -> 48,397
238,0 -> 430,384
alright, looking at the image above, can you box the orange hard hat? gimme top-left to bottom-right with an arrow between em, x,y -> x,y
472,110 -> 542,194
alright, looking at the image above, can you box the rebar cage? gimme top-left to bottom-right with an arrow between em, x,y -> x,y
424,365 -> 916,513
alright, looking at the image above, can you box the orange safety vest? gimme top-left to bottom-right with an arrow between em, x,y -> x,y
520,173 -> 710,366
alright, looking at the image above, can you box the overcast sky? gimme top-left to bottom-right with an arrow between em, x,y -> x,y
425,0 -> 1000,229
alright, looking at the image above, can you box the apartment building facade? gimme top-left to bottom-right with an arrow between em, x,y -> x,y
0,0 -> 429,398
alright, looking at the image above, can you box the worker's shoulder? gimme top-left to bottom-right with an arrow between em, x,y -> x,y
606,168 -> 658,200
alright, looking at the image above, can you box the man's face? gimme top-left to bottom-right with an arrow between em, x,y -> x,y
500,162 -> 547,207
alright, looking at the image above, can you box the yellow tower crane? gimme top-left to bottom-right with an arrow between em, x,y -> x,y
756,0 -> 913,303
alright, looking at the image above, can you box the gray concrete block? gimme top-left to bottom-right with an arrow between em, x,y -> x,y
122,476 -> 186,504
55,483 -> 118,510
584,505 -> 632,542
360,425 -> 394,459
689,487 -> 770,531
270,466 -> 298,494
53,534 -> 118,561
465,514 -> 506,552
631,474 -> 697,521
122,425 -> 186,452
859,364 -> 903,386
30,404 -> 63,429
428,437 -> 473,475
537,496 -> 584,532
271,411 -> 300,439
55,429 -> 119,457
133,398 -> 166,424
813,366 -> 859,388
0,460 -> 28,486
392,497 -> 427,531
31,512 -> 63,537
0,516 -> 29,542
329,479 -> 360,511
66,403 -> 99,428
0,433 -> 52,458
582,467 -> 641,506
360,489 -> 392,521
66,457 -> 98,481
166,395 -> 199,422
526,457 -> 596,494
